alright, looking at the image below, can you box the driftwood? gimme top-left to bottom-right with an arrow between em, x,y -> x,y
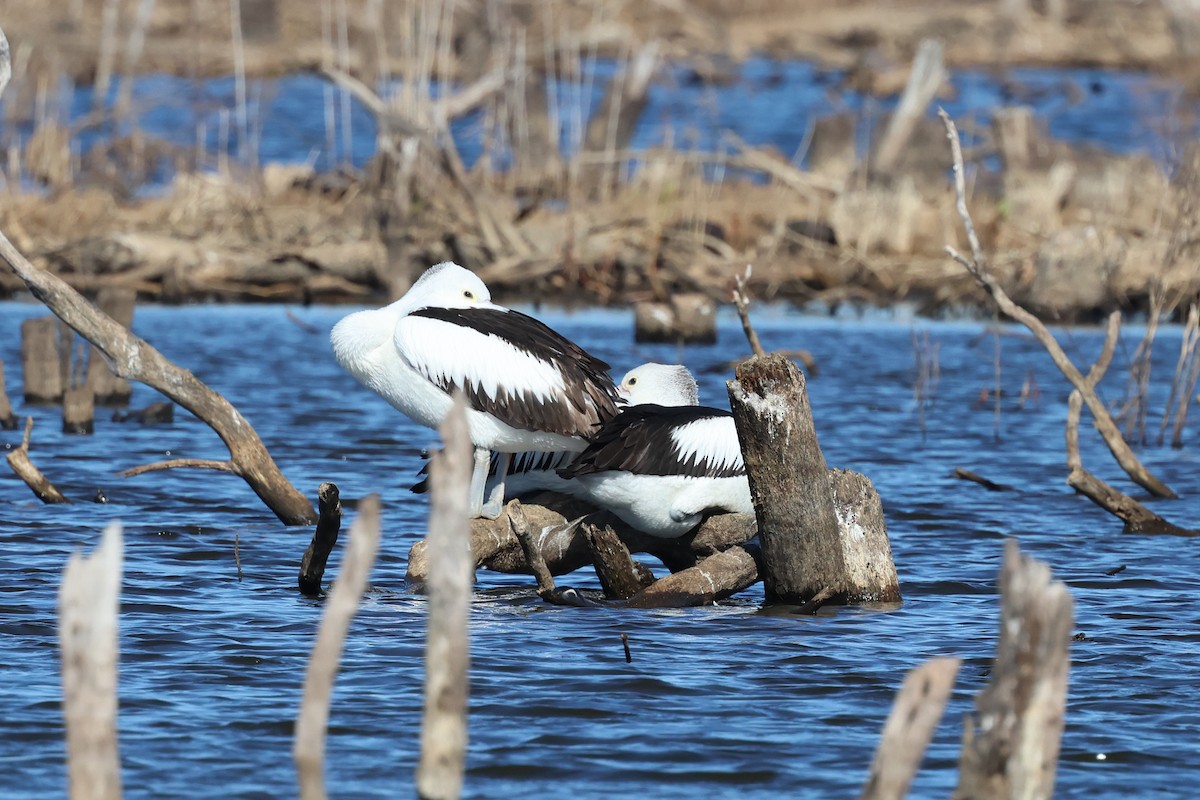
298,483 -> 344,596
860,656 -> 961,800
939,108 -> 1176,500
728,354 -> 900,604
405,494 -> 759,584
58,521 -> 123,800
6,417 -> 69,503
417,397 -> 472,800
626,543 -> 762,609
633,293 -> 717,344
956,540 -> 1074,799
62,385 -> 95,435
0,229 -> 318,524
952,468 -> 1014,492
294,494 -> 382,800
85,287 -> 134,406
583,522 -> 655,600
0,360 -> 18,429
506,501 -> 602,608
21,316 -> 63,403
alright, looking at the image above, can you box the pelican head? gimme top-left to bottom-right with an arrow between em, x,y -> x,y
617,363 -> 700,407
406,261 -> 492,311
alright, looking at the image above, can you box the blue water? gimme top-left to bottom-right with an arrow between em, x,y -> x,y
2,301 -> 1199,797
2,57 -> 1188,184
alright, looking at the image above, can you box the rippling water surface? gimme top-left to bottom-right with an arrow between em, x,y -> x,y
2,302 -> 1200,798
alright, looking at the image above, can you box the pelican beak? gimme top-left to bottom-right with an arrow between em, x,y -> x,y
616,385 -> 630,405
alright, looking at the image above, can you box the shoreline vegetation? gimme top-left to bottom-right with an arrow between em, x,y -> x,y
0,0 -> 1198,318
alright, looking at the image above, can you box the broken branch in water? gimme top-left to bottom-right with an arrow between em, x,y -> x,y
952,468 -> 1014,492
298,483 -> 344,596
939,107 -> 1176,500
6,417 -> 69,504
0,228 -> 318,524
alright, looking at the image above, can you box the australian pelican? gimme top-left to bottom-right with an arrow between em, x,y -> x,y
331,261 -> 620,518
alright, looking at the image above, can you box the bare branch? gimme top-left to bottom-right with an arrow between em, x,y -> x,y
733,265 -> 767,358
120,458 -> 239,477
939,108 -> 1175,499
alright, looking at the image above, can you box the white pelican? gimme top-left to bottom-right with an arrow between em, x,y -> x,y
410,362 -> 701,497
558,385 -> 752,538
331,261 -> 619,518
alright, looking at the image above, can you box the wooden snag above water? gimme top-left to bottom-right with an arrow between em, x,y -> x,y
728,353 -> 900,605
297,483 -> 343,596
86,287 -> 135,407
0,360 -> 17,429
58,521 -> 123,800
6,416 -> 69,503
21,316 -> 64,404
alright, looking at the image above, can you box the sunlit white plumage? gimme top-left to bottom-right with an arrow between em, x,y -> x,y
331,261 -> 619,518
558,369 -> 752,537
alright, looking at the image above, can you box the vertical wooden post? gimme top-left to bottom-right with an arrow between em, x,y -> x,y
294,494 -> 382,800
0,360 -> 17,429
955,539 -> 1073,799
59,521 -> 123,800
21,317 -> 64,403
63,386 -> 95,434
728,354 -> 899,604
87,288 -> 135,406
417,395 -> 473,800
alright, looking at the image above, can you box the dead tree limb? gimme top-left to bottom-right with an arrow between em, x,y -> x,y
59,521 -> 123,800
626,544 -> 762,609
583,522 -> 655,600
860,656 -> 961,800
1062,313 -> 1195,534
952,468 -> 1014,492
0,232 -> 318,524
955,540 -> 1073,799
417,396 -> 472,800
939,107 -> 1176,500
729,354 -> 899,604
874,39 -> 946,175
294,494 -> 382,800
6,417 -> 70,503
298,483 -> 344,596
508,500 -> 556,595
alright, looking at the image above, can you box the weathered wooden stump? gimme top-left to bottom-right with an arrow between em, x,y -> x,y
0,360 -> 17,429
21,317 -> 64,404
297,483 -> 342,596
956,539 -> 1074,799
728,354 -> 900,604
634,293 -> 717,344
62,385 -> 95,435
86,288 -> 135,406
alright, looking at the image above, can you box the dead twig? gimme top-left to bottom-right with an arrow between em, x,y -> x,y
952,468 -> 1014,492
939,108 -> 1176,499
298,483 -> 343,596
732,264 -> 767,358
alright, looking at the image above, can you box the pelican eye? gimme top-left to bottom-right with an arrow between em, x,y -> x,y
628,376 -> 638,385
463,289 -> 475,300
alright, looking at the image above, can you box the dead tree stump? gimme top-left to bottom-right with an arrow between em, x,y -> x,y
955,539 -> 1073,799
62,385 -> 95,435
728,354 -> 899,604
86,288 -> 135,406
0,360 -> 17,429
21,317 -> 64,403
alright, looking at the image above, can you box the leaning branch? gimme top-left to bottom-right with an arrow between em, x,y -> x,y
939,108 -> 1175,499
0,233 -> 317,524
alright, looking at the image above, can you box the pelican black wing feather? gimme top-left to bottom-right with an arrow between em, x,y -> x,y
559,404 -> 743,478
410,306 -> 620,437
